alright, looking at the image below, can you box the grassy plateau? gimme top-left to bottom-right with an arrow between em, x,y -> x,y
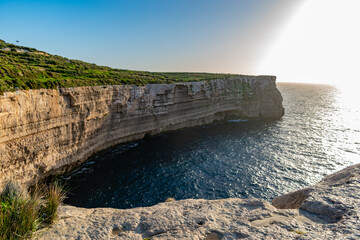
0,39 -> 241,95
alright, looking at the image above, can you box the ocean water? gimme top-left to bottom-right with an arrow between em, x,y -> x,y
62,83 -> 360,209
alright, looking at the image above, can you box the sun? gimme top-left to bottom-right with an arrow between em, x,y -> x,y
258,0 -> 360,85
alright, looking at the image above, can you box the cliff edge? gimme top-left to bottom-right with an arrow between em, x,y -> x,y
35,164 -> 360,239
0,76 -> 283,187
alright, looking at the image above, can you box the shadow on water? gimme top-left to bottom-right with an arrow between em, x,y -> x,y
61,119 -> 279,209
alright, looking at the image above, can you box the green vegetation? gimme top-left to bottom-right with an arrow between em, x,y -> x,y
290,229 -> 306,235
165,197 -> 175,202
0,181 -> 65,240
239,82 -> 251,95
0,39 -> 241,94
40,181 -> 66,224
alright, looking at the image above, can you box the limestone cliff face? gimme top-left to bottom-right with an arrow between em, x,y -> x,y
0,76 -> 283,187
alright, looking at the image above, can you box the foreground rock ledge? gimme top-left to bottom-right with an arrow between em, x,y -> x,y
35,164 -> 360,240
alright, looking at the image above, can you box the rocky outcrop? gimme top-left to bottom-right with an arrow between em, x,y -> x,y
35,164 -> 360,240
272,164 -> 360,223
0,76 -> 284,188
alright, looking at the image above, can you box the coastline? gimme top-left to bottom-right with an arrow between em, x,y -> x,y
0,76 -> 284,189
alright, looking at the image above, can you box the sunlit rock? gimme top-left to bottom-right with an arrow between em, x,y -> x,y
0,76 -> 283,188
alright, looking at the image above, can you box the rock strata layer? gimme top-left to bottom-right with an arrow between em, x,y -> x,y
35,164 -> 360,240
0,76 -> 283,187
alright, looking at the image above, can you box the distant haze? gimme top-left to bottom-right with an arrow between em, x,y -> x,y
1,0 -> 358,85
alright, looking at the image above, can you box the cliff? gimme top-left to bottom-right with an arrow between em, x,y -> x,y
35,164 -> 360,239
0,76 -> 284,187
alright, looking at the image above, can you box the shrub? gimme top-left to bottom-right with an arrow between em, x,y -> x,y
165,197 -> 175,202
0,181 -> 66,240
0,182 -> 41,240
40,181 -> 66,224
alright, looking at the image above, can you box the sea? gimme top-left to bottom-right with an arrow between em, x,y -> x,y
61,82 -> 360,209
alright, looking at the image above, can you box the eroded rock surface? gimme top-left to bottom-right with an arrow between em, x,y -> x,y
0,76 -> 283,187
272,164 -> 360,224
35,164 -> 360,240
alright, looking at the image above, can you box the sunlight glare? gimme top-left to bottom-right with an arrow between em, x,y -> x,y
258,0 -> 360,85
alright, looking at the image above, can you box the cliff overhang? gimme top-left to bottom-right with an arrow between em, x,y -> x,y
0,76 -> 284,187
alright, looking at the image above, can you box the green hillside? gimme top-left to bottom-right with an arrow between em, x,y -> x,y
0,39 -> 240,94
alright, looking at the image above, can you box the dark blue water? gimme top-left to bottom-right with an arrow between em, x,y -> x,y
62,83 -> 360,209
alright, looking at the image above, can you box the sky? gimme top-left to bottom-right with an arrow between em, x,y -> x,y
259,0 -> 360,85
0,0 -> 359,84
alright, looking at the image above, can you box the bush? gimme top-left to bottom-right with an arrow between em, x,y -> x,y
165,197 -> 175,202
0,40 -> 7,49
40,181 -> 66,224
0,181 -> 66,240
